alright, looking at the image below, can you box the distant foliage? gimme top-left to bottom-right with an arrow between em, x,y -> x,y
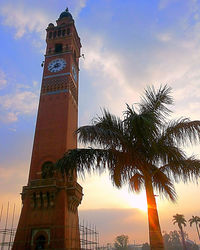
114,235 -> 129,249
142,242 -> 150,250
189,215 -> 200,241
163,230 -> 182,250
163,230 -> 199,250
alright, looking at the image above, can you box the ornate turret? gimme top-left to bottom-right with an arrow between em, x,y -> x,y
59,8 -> 73,20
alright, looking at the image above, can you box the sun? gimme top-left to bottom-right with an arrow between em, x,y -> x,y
120,190 -> 147,212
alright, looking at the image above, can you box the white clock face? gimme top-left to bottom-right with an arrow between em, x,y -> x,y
48,59 -> 66,73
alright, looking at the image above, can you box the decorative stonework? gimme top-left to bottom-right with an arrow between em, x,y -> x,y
30,191 -> 56,208
67,182 -> 83,213
41,76 -> 69,95
41,75 -> 78,102
21,179 -> 83,211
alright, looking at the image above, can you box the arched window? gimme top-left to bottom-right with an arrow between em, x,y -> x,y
48,32 -> 52,39
53,31 -> 57,38
58,29 -> 61,37
33,192 -> 37,208
66,44 -> 69,51
67,28 -> 70,35
47,192 -> 50,207
48,48 -> 51,54
41,161 -> 54,179
74,50 -> 76,60
35,235 -> 46,250
55,43 -> 63,53
62,29 -> 66,36
40,192 -> 43,207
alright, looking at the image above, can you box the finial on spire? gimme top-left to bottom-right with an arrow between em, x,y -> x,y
58,7 -> 73,20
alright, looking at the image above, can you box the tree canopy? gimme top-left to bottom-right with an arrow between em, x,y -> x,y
56,85 -> 200,250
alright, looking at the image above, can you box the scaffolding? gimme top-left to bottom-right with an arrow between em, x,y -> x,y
0,203 -> 99,250
80,221 -> 99,250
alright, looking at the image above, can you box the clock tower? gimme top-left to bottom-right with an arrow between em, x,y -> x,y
13,9 -> 83,250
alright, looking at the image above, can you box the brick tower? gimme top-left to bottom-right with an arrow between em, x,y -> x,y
13,8 -> 83,250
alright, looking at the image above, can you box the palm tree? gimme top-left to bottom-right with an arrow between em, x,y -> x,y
189,215 -> 200,241
173,214 -> 187,250
56,85 -> 200,250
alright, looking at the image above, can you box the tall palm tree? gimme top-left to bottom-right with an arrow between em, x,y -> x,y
56,85 -> 200,250
189,215 -> 200,241
173,214 -> 187,250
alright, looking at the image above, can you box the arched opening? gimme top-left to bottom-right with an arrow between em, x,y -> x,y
62,29 -> 66,36
58,29 -> 61,37
74,50 -> 77,61
41,161 -> 54,179
55,43 -> 63,53
47,192 -> 50,207
67,28 -> 70,35
35,235 -> 46,250
40,192 -> 43,207
33,192 -> 37,208
53,31 -> 57,38
48,32 -> 52,39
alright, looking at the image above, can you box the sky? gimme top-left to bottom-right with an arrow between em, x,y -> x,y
0,0 -> 200,246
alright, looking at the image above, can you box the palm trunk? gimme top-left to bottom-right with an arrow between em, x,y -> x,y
195,222 -> 200,241
145,178 -> 164,250
179,226 -> 187,250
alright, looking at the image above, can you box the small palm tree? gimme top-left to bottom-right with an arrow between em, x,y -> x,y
56,85 -> 200,250
173,214 -> 187,250
189,215 -> 200,241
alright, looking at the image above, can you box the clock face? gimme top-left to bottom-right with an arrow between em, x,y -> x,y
48,59 -> 66,73
72,64 -> 77,82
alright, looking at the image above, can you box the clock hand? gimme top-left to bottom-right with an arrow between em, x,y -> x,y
54,63 -> 60,68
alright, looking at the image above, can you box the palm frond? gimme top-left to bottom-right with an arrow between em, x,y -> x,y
139,85 -> 173,121
163,156 -> 200,183
129,172 -> 144,193
109,151 -> 142,188
56,148 -> 111,177
77,109 -> 125,150
173,214 -> 187,228
188,216 -> 200,227
124,105 -> 159,149
56,147 -> 141,181
162,118 -> 200,146
150,139 -> 186,166
151,167 -> 177,202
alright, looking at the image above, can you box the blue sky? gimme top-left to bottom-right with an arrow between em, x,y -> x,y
0,0 -> 200,245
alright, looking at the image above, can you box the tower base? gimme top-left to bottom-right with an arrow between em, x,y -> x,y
12,178 -> 83,250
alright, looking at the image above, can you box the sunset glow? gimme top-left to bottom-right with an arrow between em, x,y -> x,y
120,191 -> 148,212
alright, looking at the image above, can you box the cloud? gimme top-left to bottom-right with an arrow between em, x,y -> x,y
0,90 -> 39,123
1,112 -> 18,123
81,34 -> 138,117
0,80 -> 39,123
158,0 -> 180,9
0,69 -> 7,89
72,0 -> 88,17
0,3 -> 50,39
157,33 -> 172,42
0,1 -> 88,40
